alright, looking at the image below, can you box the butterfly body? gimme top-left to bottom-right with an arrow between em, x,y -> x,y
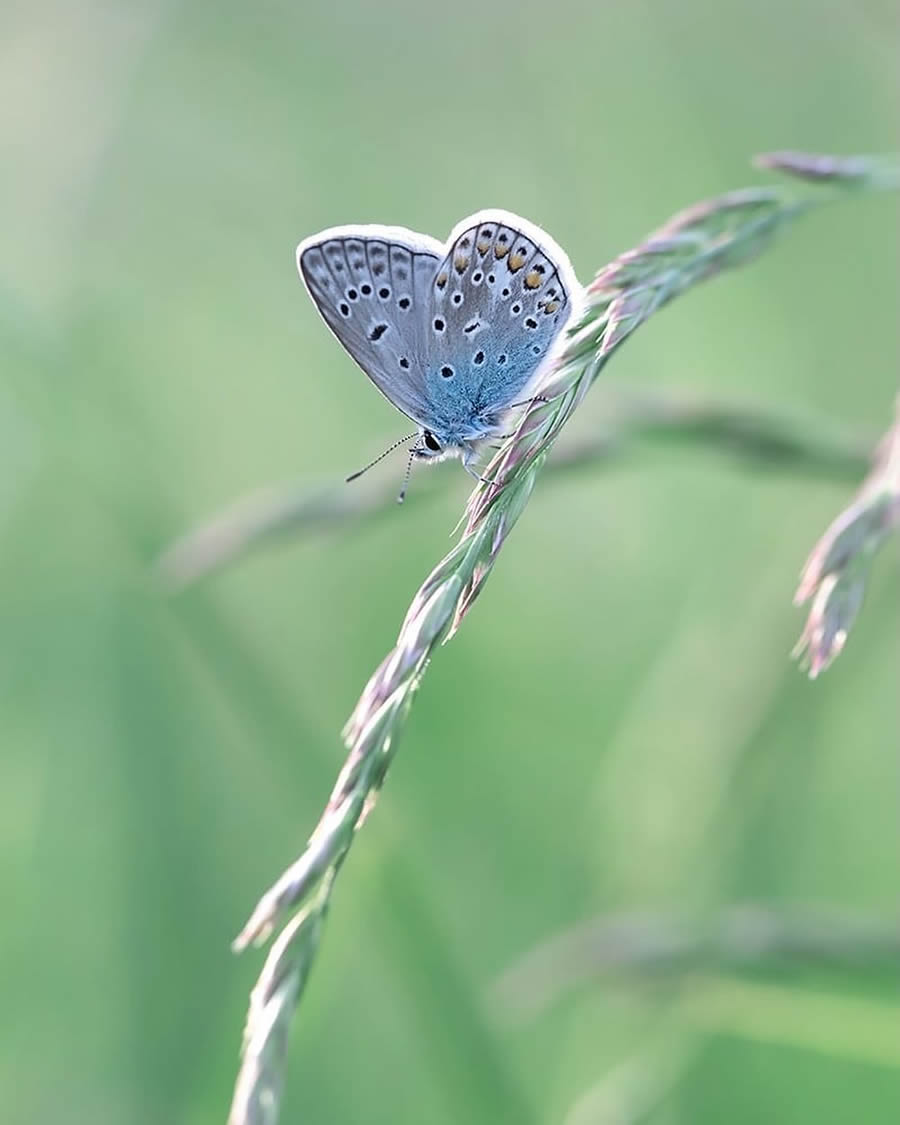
297,210 -> 580,476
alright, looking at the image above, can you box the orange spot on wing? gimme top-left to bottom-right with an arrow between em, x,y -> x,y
454,254 -> 469,274
507,251 -> 526,271
524,270 -> 542,289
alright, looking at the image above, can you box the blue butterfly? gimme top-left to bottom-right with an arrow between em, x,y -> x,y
297,210 -> 580,497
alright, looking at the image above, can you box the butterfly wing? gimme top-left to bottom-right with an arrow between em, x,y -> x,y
422,209 -> 580,439
297,225 -> 443,426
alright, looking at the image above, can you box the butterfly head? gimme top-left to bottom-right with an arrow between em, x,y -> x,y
415,428 -> 446,458
412,429 -> 499,495
411,427 -> 470,464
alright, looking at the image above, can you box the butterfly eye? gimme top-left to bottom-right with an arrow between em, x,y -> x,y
423,431 -> 442,452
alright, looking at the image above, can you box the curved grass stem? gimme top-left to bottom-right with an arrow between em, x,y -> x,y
226,151 -> 900,1125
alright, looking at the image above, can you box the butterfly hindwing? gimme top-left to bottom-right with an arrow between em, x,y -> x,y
297,226 -> 442,426
423,211 -> 574,436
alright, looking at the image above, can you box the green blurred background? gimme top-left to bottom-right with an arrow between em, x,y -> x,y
2,1 -> 898,1122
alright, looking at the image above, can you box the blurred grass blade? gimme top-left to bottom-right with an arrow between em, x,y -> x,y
562,1036 -> 698,1125
679,975 -> 900,1069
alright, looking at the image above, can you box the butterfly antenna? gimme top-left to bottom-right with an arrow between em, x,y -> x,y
346,431 -> 418,484
397,448 -> 416,504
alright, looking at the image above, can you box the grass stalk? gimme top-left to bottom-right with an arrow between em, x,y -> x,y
227,152 -> 899,1125
493,904 -> 900,1022
793,395 -> 900,675
159,388 -> 873,590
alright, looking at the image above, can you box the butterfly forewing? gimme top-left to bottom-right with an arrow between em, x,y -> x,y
297,227 -> 442,426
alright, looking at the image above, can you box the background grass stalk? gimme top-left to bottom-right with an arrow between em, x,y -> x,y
493,904 -> 900,1022
227,152 -> 899,1125
158,388 -> 874,589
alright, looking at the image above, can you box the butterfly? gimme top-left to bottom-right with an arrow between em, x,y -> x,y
297,209 -> 580,497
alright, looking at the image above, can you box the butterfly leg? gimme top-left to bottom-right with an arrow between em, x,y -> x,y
461,447 -> 497,487
506,393 -> 549,409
